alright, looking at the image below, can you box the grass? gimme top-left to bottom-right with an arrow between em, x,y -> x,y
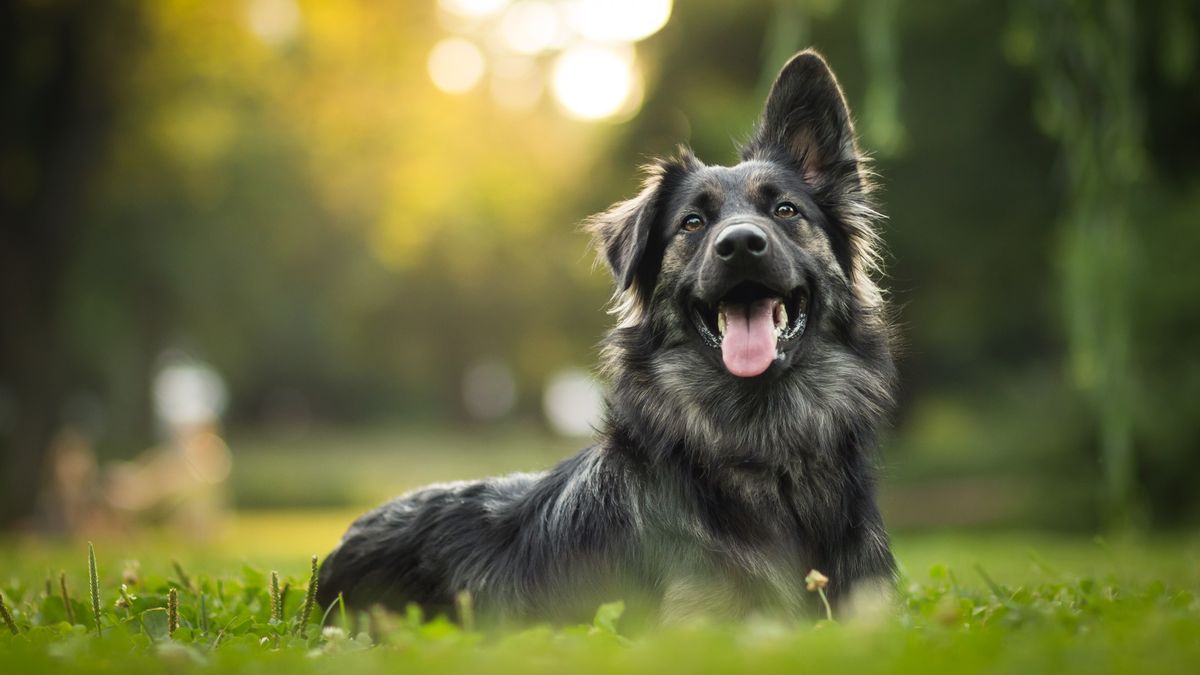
227,424 -> 580,509
5,420 -> 1198,673
1,525 -> 1198,674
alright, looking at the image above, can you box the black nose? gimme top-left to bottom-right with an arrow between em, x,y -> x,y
714,223 -> 769,261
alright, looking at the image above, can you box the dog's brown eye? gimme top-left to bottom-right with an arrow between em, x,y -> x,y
774,202 -> 799,218
681,214 -> 704,232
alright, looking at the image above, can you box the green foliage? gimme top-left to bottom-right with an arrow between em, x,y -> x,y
3,0 -> 1200,533
1010,0 -> 1144,527
0,542 -> 1197,674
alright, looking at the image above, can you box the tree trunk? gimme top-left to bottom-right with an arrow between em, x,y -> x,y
0,1 -> 130,527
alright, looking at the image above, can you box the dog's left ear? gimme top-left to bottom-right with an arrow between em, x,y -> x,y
743,49 -> 862,188
587,153 -> 694,293
589,177 -> 661,292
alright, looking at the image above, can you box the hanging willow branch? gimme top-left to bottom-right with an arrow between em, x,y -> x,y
859,0 -> 905,155
1008,0 -> 1144,526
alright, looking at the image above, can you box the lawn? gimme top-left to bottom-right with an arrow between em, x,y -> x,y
1,521 -> 1198,674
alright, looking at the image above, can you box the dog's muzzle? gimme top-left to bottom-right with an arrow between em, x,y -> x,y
690,227 -> 809,377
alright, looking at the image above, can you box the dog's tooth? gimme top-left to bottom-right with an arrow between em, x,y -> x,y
778,303 -> 788,331
717,306 -> 726,337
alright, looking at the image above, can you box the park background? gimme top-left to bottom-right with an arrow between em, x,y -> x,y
1,0 -> 1199,570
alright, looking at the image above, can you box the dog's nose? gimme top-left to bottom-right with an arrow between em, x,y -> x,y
714,223 -> 769,262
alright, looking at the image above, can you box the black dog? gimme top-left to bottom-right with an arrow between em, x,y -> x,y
317,50 -> 897,626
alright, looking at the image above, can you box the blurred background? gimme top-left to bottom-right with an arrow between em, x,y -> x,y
1,0 -> 1198,550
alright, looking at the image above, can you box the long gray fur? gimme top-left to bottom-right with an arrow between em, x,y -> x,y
317,49 -> 897,626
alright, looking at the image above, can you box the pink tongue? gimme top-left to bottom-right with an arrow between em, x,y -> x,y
721,299 -> 778,377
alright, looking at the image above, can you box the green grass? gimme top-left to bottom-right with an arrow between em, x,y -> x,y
227,425 -> 580,509
1,528 -> 1198,674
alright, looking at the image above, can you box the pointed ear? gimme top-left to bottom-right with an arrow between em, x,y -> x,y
587,153 -> 694,292
743,50 -> 861,187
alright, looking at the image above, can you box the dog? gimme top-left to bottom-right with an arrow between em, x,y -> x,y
317,50 -> 897,626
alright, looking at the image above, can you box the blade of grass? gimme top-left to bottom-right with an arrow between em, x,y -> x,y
172,560 -> 193,593
296,555 -> 319,637
199,591 -> 208,635
280,582 -> 290,623
974,563 -> 1007,599
318,597 -> 339,629
167,588 -> 179,638
58,571 -> 76,625
87,542 -> 102,636
0,591 -> 19,635
269,571 -> 282,623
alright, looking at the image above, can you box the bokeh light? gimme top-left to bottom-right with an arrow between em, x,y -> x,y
153,356 -> 228,429
551,44 -> 641,120
565,0 -> 672,42
429,0 -> 669,120
497,1 -> 566,55
543,368 -> 604,437
244,0 -> 302,45
438,0 -> 511,20
428,37 -> 487,94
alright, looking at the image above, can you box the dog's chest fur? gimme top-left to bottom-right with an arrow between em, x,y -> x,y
638,461 -> 815,620
605,433 -> 869,622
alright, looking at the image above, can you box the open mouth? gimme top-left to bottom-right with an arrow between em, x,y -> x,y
690,282 -> 809,377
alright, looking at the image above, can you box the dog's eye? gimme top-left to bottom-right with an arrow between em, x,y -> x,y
774,202 -> 799,218
680,214 -> 705,232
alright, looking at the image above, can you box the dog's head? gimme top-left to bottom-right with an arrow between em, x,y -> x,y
590,50 -> 888,394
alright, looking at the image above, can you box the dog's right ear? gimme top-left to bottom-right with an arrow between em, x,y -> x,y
587,154 -> 694,293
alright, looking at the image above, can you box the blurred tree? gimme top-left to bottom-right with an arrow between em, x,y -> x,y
1009,0 -> 1200,527
0,1 -> 143,526
1013,0 -> 1144,525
